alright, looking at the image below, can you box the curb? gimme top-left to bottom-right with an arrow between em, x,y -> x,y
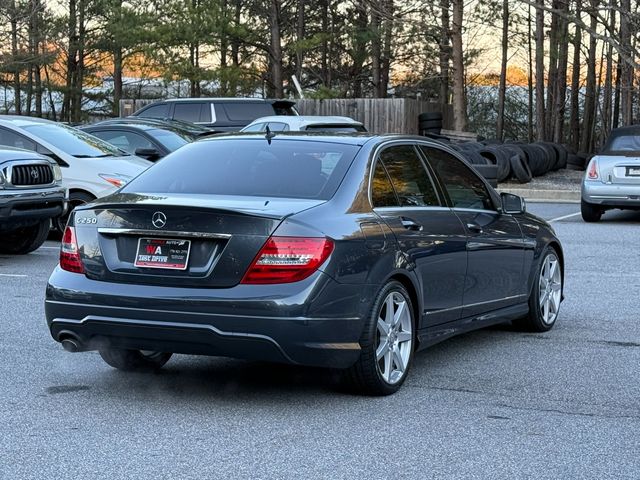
497,187 -> 580,203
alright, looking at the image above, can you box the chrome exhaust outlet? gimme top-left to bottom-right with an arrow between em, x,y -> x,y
61,338 -> 81,353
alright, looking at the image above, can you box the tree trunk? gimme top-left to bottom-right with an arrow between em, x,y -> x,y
296,0 -> 305,81
371,3 -> 381,98
580,0 -> 598,153
496,0 -> 508,140
10,0 -> 21,115
619,0 -> 633,125
534,0 -> 545,141
450,0 -> 467,131
113,46 -> 123,115
379,0 -> 394,98
569,0 -> 581,150
552,0 -> 569,143
439,0 -> 450,103
527,3 -> 533,143
602,3 -> 615,135
268,0 -> 283,97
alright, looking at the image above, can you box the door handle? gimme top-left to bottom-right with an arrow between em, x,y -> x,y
401,217 -> 423,231
466,222 -> 483,233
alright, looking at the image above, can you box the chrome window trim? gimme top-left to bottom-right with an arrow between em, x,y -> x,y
97,228 -> 231,240
452,207 -> 500,215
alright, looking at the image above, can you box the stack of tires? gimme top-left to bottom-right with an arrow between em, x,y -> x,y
446,139 -> 573,185
419,112 -> 443,136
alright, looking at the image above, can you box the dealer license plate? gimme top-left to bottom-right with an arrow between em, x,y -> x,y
134,238 -> 191,270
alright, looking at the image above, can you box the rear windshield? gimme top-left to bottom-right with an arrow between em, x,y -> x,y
602,134 -> 640,153
123,138 -> 360,200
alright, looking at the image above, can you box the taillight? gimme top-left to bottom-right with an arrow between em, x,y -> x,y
60,226 -> 84,273
587,158 -> 599,179
241,236 -> 334,284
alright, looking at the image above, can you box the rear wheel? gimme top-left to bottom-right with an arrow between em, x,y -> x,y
99,348 -> 172,372
581,199 -> 602,222
514,247 -> 562,332
342,281 -> 415,395
0,219 -> 50,254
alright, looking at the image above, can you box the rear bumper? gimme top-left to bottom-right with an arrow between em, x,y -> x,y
45,268 -> 373,368
582,181 -> 640,207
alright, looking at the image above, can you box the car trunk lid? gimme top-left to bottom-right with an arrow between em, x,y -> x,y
74,193 -> 324,287
595,154 -> 640,185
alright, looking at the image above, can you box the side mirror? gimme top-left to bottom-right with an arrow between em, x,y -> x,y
134,147 -> 161,160
501,192 -> 526,214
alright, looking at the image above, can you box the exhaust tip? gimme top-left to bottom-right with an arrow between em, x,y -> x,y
61,338 -> 80,353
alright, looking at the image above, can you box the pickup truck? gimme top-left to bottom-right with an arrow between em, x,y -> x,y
0,148 -> 66,254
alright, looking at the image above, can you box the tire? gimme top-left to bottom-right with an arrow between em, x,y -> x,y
567,154 -> 585,171
0,219 -> 51,254
419,120 -> 443,130
581,199 -> 603,222
472,164 -> 498,187
510,153 -> 533,183
99,348 -> 172,372
514,247 -> 562,332
54,191 -> 96,232
418,112 -> 442,122
342,281 -> 416,396
478,146 -> 511,181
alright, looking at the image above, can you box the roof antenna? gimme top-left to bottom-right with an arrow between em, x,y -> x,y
265,125 -> 276,145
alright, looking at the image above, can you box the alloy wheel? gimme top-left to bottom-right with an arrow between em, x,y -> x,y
376,291 -> 413,384
538,253 -> 562,325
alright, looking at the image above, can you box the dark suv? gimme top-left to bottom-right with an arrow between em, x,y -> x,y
131,98 -> 298,132
0,148 -> 66,254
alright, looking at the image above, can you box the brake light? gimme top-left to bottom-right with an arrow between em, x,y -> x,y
241,237 -> 334,284
587,158 -> 599,179
60,226 -> 84,273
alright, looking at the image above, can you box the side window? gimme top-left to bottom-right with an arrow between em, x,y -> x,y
378,145 -> 440,207
371,160 -> 399,207
421,146 -> 495,211
243,123 -> 265,132
137,104 -> 168,118
266,122 -> 289,132
173,103 -> 204,122
0,128 -> 36,150
91,130 -> 154,154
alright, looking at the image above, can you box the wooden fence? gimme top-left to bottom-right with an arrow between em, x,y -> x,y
297,98 -> 453,134
119,97 -> 453,135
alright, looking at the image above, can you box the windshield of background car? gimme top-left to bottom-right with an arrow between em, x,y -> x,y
23,123 -> 124,158
150,129 -> 190,151
123,139 -> 361,200
602,134 -> 640,153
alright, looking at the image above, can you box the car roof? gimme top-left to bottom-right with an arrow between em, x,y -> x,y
0,115 -> 55,127
199,132 -> 435,147
247,115 -> 363,127
0,146 -> 49,161
82,123 -> 155,132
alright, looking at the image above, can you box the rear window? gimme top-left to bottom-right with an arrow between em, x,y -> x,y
123,138 -> 360,200
223,103 -> 275,122
603,134 -> 640,153
173,103 -> 205,123
137,104 -> 168,118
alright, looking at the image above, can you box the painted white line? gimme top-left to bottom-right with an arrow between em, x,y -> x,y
0,273 -> 28,278
40,246 -> 60,250
549,212 -> 582,223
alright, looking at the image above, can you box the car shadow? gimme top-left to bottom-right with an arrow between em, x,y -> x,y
599,209 -> 640,223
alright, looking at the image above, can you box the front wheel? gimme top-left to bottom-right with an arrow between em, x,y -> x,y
0,219 -> 50,254
514,247 -> 562,332
99,348 -> 172,372
342,281 -> 415,395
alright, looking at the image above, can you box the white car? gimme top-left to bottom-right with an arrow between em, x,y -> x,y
240,115 -> 366,133
0,116 -> 152,230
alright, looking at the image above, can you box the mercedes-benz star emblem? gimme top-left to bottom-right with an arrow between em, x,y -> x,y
152,211 -> 167,229
30,168 -> 39,179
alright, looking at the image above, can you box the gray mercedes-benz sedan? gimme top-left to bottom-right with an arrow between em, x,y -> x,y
46,133 -> 564,395
582,125 -> 640,222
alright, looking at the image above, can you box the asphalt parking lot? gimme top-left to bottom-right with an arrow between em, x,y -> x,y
1,202 -> 639,479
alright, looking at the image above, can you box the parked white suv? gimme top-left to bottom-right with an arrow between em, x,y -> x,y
0,116 -> 152,230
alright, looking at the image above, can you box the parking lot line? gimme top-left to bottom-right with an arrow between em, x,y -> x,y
549,212 -> 581,223
0,273 -> 28,278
